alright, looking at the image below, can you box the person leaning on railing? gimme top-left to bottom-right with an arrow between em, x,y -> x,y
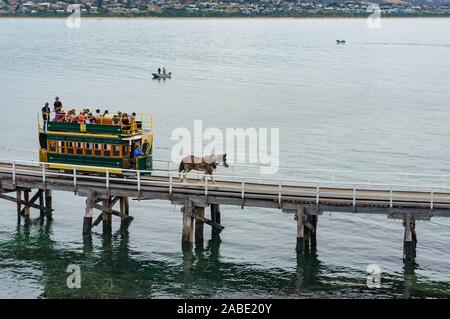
41,102 -> 51,132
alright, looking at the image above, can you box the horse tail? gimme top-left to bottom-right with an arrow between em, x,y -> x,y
178,160 -> 184,174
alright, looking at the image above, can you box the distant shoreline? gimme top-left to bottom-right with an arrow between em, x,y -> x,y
1,15 -> 450,19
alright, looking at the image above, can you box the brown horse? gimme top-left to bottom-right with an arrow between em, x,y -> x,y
178,154 -> 229,184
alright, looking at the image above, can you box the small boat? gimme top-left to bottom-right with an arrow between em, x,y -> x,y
336,40 -> 346,44
152,72 -> 172,79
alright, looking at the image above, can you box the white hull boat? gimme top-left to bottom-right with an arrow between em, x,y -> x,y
152,73 -> 172,79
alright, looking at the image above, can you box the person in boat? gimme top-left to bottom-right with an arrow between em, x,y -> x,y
163,67 -> 166,75
53,97 -> 62,113
158,68 -> 161,74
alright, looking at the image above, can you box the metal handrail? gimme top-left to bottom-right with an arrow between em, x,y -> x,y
2,158 -> 449,212
2,157 -> 450,193
4,146 -> 450,181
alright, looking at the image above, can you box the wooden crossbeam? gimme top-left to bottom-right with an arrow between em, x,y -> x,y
93,203 -> 130,220
93,213 -> 103,227
20,190 -> 42,215
0,193 -> 52,213
190,213 -> 225,230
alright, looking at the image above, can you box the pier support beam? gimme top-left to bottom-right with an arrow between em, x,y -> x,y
45,189 -> 52,220
16,190 -> 22,220
182,200 -> 194,244
39,189 -> 45,218
120,197 -> 130,230
210,204 -> 221,237
195,207 -> 205,243
310,215 -> 318,251
23,190 -> 30,218
83,193 -> 95,236
403,213 -> 417,263
296,206 -> 305,254
102,198 -> 112,235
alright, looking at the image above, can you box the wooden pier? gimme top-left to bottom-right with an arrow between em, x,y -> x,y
1,159 -> 450,263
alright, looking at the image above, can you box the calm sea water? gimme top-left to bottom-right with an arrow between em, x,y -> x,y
1,18 -> 450,298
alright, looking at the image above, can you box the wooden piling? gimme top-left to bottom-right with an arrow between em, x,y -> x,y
296,206 -> 305,254
45,189 -> 52,219
182,200 -> 194,243
310,215 -> 318,250
102,198 -> 112,235
403,213 -> 417,263
120,197 -> 130,229
16,190 -> 22,220
23,190 -> 30,218
210,204 -> 221,236
195,207 -> 205,243
38,189 -> 45,218
83,194 -> 94,236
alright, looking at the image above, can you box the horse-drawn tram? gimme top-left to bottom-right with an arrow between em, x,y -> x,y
38,112 -> 153,175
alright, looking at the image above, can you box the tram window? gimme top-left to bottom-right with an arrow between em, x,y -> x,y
94,144 -> 101,156
67,142 -> 74,154
85,143 -> 93,156
59,141 -> 66,154
57,141 -> 64,153
113,145 -> 121,157
103,144 -> 111,157
76,142 -> 83,155
49,141 -> 57,152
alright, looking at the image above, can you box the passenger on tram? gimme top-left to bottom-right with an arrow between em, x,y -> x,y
122,113 -> 130,126
142,139 -> 149,155
112,115 -> 121,125
77,112 -> 86,124
66,109 -> 77,123
134,146 -> 144,159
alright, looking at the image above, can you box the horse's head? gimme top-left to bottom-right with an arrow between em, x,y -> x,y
222,153 -> 229,168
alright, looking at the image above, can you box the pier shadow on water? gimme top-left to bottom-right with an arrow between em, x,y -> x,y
1,218 -> 450,298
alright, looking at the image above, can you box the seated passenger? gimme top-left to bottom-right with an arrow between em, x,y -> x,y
95,109 -> 103,124
122,113 -> 130,126
66,109 -> 77,123
86,113 -> 96,124
112,115 -> 120,125
53,111 -> 65,122
77,112 -> 85,124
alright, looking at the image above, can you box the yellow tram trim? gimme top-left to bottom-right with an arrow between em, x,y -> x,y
48,164 -> 123,175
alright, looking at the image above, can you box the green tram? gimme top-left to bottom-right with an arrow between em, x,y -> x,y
38,113 -> 153,175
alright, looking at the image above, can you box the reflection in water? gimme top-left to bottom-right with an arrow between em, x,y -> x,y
296,252 -> 321,291
402,263 -> 418,298
1,219 -> 450,298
